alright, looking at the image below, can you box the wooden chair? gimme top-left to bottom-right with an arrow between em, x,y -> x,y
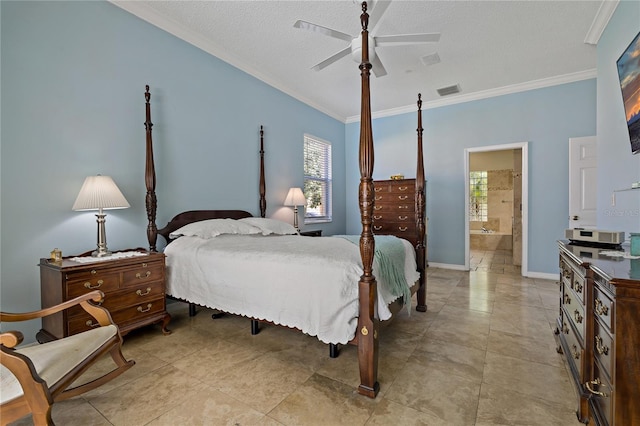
1,290 -> 134,425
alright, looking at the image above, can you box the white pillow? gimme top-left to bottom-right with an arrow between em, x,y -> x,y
238,217 -> 298,236
169,218 -> 261,239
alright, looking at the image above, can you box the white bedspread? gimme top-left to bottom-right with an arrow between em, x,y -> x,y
164,234 -> 419,344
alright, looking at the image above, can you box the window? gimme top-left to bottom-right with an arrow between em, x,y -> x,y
470,171 -> 488,222
304,134 -> 332,223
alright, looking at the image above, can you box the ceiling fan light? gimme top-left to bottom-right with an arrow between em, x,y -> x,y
350,36 -> 376,63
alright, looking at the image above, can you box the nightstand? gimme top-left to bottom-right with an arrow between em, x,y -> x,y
299,230 -> 322,237
37,248 -> 171,343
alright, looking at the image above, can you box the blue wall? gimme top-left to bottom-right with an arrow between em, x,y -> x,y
0,1 -> 345,338
596,0 -> 640,231
346,80 -> 598,274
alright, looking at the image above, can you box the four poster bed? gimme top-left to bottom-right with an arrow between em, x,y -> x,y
143,2 -> 426,398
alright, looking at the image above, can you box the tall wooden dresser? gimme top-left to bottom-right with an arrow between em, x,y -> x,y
555,241 -> 640,425
372,178 -> 424,248
372,178 -> 427,311
38,249 -> 171,342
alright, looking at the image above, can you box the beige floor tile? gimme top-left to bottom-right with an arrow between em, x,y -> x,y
486,329 -> 563,368
9,398 -> 111,426
367,398 -> 450,425
410,338 -> 486,382
482,352 -> 575,404
475,382 -> 579,425
268,373 -> 377,426
146,383 -> 269,426
384,362 -> 482,425
86,364 -> 203,425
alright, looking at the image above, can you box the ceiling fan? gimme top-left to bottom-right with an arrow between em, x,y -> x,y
293,0 -> 440,77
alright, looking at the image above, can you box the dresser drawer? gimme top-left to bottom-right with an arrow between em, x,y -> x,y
561,308 -> 585,379
373,211 -> 414,223
122,262 -> 164,287
570,272 -> 586,304
593,286 -> 614,333
562,285 -> 585,342
66,272 -> 120,299
373,223 -> 416,237
68,296 -> 166,335
587,362 -> 613,426
593,320 -> 613,381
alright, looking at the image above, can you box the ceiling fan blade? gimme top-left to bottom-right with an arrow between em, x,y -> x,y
375,33 -> 441,46
369,0 -> 392,35
370,55 -> 388,78
293,20 -> 353,42
311,46 -> 352,71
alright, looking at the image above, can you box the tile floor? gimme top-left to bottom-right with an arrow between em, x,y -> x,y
11,249 -> 582,425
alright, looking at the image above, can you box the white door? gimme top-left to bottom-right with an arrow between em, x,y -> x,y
569,136 -> 597,229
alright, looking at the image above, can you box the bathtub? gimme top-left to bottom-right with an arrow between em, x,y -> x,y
470,230 -> 512,251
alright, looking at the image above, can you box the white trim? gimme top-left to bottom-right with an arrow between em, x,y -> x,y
464,142 -> 529,277
109,1 -> 343,122
347,70 -> 597,123
584,0 -> 619,45
427,262 -> 469,271
526,271 -> 558,281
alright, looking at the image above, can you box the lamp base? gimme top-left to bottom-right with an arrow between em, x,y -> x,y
92,248 -> 112,258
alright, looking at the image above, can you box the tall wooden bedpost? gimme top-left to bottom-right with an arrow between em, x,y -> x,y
144,85 -> 158,252
415,94 -> 427,312
259,125 -> 267,218
357,1 -> 379,398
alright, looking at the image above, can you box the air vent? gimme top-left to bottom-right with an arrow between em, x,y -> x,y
437,84 -> 461,96
421,53 -> 441,66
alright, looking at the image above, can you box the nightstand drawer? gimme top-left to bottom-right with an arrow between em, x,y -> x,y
68,296 -> 166,335
67,281 -> 166,318
122,262 -> 164,287
66,273 -> 120,298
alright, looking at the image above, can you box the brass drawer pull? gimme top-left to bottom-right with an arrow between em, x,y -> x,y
563,294 -> 571,304
562,322 -> 569,335
136,287 -> 152,296
574,310 -> 583,324
562,268 -> 571,279
398,195 -> 408,200
374,226 -> 382,231
91,269 -> 97,275
136,271 -> 152,279
375,196 -> 383,201
398,226 -> 408,232
142,262 -> 148,267
595,336 -> 609,355
374,206 -> 382,211
374,215 -> 382,220
85,320 -> 100,328
398,186 -> 408,191
398,216 -> 408,220
585,378 -> 608,398
374,187 -> 382,192
574,280 -> 583,293
571,344 -> 580,360
595,299 -> 609,316
84,279 -> 103,289
398,205 -> 409,209
137,303 -> 152,313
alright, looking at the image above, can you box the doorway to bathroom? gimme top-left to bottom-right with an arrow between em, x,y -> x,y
464,142 -> 528,275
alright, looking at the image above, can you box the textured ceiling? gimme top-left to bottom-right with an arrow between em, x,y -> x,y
113,0 -> 609,121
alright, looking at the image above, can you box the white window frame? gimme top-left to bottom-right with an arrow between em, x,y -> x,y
303,134 -> 332,224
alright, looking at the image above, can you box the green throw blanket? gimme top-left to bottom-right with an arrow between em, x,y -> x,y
335,235 -> 411,313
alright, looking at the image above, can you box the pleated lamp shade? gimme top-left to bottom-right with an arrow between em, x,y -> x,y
72,175 -> 130,211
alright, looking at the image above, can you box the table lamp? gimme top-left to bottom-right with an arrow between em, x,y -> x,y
72,175 -> 130,257
284,187 -> 306,232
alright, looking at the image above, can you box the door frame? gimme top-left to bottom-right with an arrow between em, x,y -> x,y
464,142 -> 529,275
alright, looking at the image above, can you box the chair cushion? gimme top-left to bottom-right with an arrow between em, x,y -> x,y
0,324 -> 118,404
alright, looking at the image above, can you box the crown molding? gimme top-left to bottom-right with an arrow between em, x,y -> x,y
346,69 -> 597,123
584,0 -> 619,45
